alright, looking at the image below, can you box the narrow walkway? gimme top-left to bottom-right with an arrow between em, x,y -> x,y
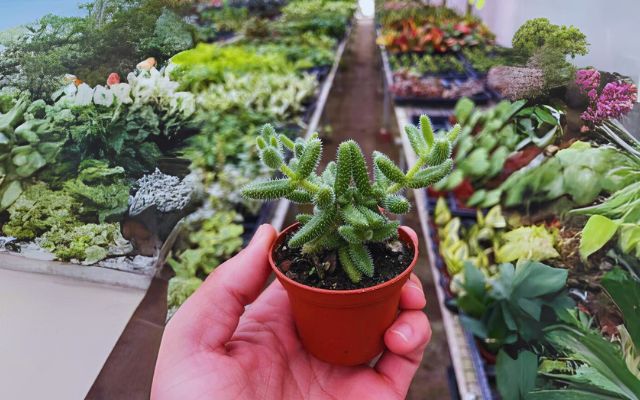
317,16 -> 453,400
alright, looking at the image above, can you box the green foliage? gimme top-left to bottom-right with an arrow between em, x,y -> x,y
496,350 -> 538,400
389,53 -> 465,75
167,276 -> 203,315
0,0 -> 194,98
435,98 -> 563,199
242,118 -> 457,282
277,0 -> 356,39
170,44 -> 292,91
512,18 -> 588,59
168,210 -> 244,279
63,160 -> 131,223
535,324 -> 640,400
142,8 -> 194,60
0,98 -> 66,211
457,260 -> 572,349
40,222 -> 127,263
495,225 -> 560,263
198,72 -> 318,123
43,68 -> 195,179
2,183 -> 80,240
479,141 -> 637,209
602,268 -> 640,351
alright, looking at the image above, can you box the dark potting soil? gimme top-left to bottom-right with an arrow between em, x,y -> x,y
274,232 -> 413,290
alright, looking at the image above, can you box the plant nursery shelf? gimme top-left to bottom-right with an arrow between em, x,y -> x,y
381,47 -> 489,400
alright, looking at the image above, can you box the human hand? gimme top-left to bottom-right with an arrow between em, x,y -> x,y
152,224 -> 432,400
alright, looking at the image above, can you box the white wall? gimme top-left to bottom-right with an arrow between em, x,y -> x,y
445,0 -> 640,84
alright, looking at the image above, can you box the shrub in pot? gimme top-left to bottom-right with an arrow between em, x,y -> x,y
241,116 -> 459,365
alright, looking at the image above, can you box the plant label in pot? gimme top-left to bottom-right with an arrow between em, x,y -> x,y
242,117 -> 459,365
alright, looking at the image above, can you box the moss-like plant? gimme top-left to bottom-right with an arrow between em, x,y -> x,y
241,116 -> 459,283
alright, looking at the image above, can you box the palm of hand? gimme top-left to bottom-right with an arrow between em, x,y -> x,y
152,225 -> 430,400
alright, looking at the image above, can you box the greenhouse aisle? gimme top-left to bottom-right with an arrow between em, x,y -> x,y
316,14 -> 453,400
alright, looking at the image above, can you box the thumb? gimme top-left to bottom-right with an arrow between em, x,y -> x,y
167,224 -> 277,351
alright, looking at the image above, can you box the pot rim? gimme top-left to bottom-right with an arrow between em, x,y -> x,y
268,222 -> 418,296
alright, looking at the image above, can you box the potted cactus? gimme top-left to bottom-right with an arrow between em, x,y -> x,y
241,116 -> 459,365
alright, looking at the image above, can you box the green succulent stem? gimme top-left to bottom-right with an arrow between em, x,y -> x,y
386,155 -> 426,194
280,164 -> 322,193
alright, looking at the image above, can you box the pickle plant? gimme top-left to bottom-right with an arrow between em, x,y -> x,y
242,116 -> 459,283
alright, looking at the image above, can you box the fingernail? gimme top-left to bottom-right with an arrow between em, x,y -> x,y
407,281 -> 423,294
391,323 -> 413,343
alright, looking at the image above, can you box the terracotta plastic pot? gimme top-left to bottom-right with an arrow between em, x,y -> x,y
269,223 -> 419,366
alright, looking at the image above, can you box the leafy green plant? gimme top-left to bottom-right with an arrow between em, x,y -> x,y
434,98 -> 562,198
0,98 -> 66,211
197,72 -> 317,121
63,160 -> 131,223
241,117 -> 458,282
531,324 -> 640,400
457,260 -> 572,351
389,53 -> 465,75
476,141 -> 637,209
45,68 -> 195,179
571,176 -> 640,260
170,44 -> 292,91
2,183 -> 80,240
0,0 -> 194,98
40,221 -> 130,264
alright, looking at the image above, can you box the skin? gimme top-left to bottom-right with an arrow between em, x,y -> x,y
152,224 -> 432,400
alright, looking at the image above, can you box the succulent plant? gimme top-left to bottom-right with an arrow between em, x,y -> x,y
241,116 -> 459,282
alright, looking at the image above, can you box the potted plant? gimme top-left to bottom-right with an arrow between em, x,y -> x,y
241,116 -> 459,365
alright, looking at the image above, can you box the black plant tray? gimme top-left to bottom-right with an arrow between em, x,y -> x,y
394,89 -> 492,107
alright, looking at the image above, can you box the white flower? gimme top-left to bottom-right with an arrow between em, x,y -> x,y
93,85 -> 114,107
74,83 -> 94,106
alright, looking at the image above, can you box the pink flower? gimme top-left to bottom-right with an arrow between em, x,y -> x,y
107,73 -> 120,86
575,69 -> 600,93
581,80 -> 637,124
